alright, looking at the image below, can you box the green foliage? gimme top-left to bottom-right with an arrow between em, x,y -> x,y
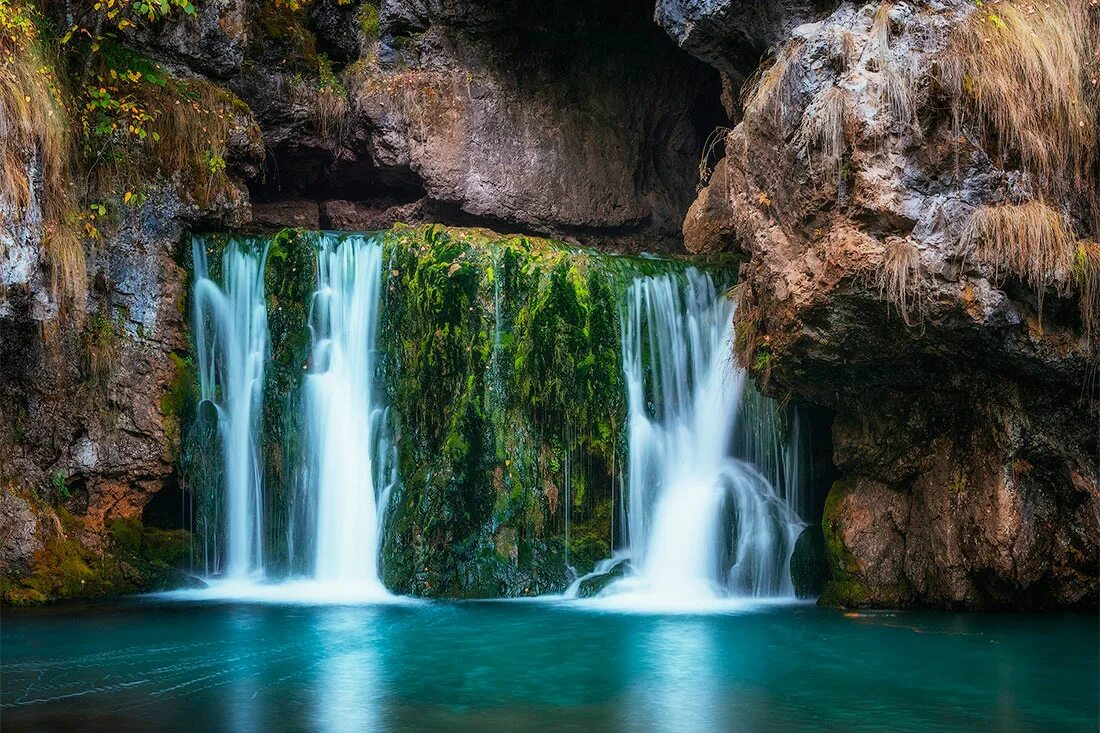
359,2 -> 380,38
49,470 -> 69,501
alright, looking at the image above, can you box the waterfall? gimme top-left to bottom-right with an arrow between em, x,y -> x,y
191,238 -> 270,580
304,234 -> 394,593
605,268 -> 804,602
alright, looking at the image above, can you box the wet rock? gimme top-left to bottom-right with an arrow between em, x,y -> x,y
656,0 -> 838,80
789,524 -> 827,599
576,562 -> 627,599
680,0 -> 1098,608
320,198 -> 427,231
252,199 -> 321,229
0,491 -> 40,574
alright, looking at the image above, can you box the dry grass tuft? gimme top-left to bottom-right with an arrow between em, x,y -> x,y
1073,241 -> 1100,350
698,126 -> 731,185
873,237 -> 926,326
315,86 -> 348,141
961,201 -> 1076,315
939,0 -> 1100,221
731,283 -> 763,369
741,39 -> 804,130
1,7 -> 86,309
881,66 -> 914,128
797,84 -> 849,174
838,30 -> 858,72
871,2 -> 894,64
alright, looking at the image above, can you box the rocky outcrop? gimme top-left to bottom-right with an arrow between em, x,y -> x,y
674,0 -> 1099,607
239,0 -> 726,250
656,0 -> 837,81
0,0 -> 727,602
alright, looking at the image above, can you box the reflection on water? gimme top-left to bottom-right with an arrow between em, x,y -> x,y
316,608 -> 382,733
624,619 -> 725,733
1,600 -> 1096,733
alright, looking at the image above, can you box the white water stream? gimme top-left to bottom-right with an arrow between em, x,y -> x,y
593,268 -> 804,605
192,238 -> 270,580
305,235 -> 393,595
192,239 -> 803,606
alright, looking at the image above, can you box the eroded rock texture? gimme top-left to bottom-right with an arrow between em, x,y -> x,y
674,0 -> 1099,607
248,0 -> 724,250
0,0 -> 725,601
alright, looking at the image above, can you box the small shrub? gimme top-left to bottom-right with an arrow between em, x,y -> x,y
314,54 -> 348,141
50,470 -> 70,501
83,309 -> 119,383
359,2 -> 380,38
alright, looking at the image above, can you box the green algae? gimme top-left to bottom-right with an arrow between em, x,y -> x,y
177,224 -> 739,596
1,509 -> 192,606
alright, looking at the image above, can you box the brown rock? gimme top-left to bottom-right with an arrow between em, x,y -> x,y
251,200 -> 320,230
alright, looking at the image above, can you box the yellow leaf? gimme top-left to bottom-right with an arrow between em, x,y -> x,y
124,191 -> 133,203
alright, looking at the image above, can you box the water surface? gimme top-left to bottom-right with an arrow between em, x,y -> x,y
2,598 -> 1095,732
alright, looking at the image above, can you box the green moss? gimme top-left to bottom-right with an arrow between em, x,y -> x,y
2,512 -> 194,605
359,2 -> 380,38
375,225 -> 646,597
818,478 -> 912,609
821,478 -> 859,577
109,517 -> 144,555
255,1 -> 320,70
161,352 -> 198,461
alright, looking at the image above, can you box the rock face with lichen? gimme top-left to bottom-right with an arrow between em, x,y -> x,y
0,0 -> 725,602
670,0 -> 1099,608
3,0 -> 1097,610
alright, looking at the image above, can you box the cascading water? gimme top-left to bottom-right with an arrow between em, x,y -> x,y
599,268 -> 804,603
304,235 -> 394,594
191,238 -> 270,580
187,228 -> 804,604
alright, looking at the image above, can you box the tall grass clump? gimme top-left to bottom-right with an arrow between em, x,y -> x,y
0,0 -> 86,307
939,0 -> 1100,223
873,237 -> 925,326
961,201 -> 1076,316
741,39 -> 805,131
797,84 -> 849,175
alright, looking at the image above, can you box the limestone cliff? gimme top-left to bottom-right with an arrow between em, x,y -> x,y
668,0 -> 1099,608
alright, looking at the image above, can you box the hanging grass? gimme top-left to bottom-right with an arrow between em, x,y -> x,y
0,2 -> 86,309
961,201 -> 1076,316
938,0 -> 1100,224
872,237 -> 925,327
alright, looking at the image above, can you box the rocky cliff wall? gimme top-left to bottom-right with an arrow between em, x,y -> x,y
668,0 -> 1099,608
0,0 -> 727,601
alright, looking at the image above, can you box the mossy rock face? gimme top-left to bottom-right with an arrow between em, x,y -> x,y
181,224 -> 738,598
2,511 -> 196,605
818,478 -> 911,608
377,225 -> 640,598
